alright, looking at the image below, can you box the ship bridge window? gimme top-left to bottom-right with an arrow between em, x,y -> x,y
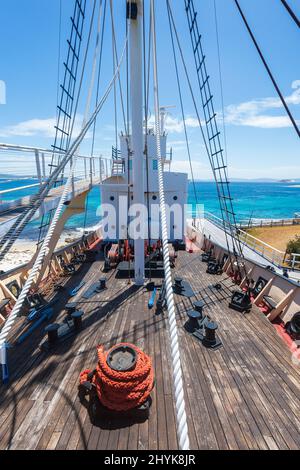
152,159 -> 158,170
110,196 -> 115,201
173,196 -> 178,201
152,195 -> 157,201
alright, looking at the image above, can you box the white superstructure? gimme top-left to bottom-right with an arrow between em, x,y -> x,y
100,129 -> 188,241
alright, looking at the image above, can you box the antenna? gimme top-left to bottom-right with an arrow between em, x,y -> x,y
160,104 -> 176,134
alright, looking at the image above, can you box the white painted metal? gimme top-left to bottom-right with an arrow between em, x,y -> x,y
34,150 -> 42,187
129,0 -> 145,285
0,143 -> 95,160
159,105 -> 175,134
41,153 -> 46,181
0,183 -> 40,196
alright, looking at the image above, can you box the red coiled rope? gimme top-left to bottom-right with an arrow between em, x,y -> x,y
80,343 -> 154,411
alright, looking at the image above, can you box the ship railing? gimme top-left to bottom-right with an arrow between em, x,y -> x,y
190,211 -> 300,271
163,148 -> 173,171
111,158 -> 125,176
0,144 -> 112,209
239,218 -> 300,229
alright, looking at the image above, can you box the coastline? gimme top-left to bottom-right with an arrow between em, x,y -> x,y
0,229 -> 86,272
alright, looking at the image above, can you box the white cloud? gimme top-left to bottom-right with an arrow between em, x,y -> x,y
0,117 -> 57,138
147,114 -> 199,134
225,80 -> 300,129
171,159 -> 210,179
2,79 -> 299,147
0,80 -> 6,105
0,114 -> 91,139
168,140 -> 186,146
147,81 -> 300,133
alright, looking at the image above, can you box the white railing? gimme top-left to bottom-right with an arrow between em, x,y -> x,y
196,211 -> 300,270
239,217 -> 300,229
0,144 -> 113,211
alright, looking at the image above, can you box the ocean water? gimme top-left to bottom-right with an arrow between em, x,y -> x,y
1,179 -> 300,236
188,181 -> 300,222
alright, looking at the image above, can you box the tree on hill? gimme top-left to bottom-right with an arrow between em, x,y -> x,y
286,235 -> 300,255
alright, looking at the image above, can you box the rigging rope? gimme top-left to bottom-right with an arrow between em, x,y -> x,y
68,1 -> 98,147
110,0 -> 130,135
38,0 -> 99,247
91,0 -> 107,157
166,2 -> 200,221
234,0 -> 300,139
37,0 -> 87,249
213,0 -> 229,171
167,0 -> 241,275
280,0 -> 300,28
0,38 -> 128,378
50,0 -> 87,173
1,0 -> 89,260
111,0 -> 134,278
126,3 -> 132,283
184,0 -> 250,280
56,0 -> 63,118
143,0 -> 152,279
110,0 -> 119,154
150,0 -> 190,451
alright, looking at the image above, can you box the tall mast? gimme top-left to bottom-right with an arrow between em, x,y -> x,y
128,0 -> 145,286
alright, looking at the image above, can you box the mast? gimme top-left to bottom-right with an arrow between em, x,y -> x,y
128,0 -> 145,286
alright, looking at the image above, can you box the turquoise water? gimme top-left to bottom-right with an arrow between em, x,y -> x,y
188,181 -> 300,222
1,179 -> 300,235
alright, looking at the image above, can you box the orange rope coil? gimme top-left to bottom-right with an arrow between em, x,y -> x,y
79,343 -> 154,411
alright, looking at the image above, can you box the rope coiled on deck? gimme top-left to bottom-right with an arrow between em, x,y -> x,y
79,343 -> 154,411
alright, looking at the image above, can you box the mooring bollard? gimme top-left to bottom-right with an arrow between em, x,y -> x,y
45,323 -> 60,345
71,311 -> 84,330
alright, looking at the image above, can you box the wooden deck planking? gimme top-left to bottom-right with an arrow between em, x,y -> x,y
0,250 -> 299,450
175,253 -> 300,450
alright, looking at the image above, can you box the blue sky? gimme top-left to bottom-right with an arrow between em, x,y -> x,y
0,0 -> 299,179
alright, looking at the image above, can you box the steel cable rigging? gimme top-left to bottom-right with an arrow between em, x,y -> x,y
38,0 -> 100,247
280,0 -> 300,28
166,1 -> 200,219
167,0 -> 247,279
0,36 -> 129,374
234,0 -> 300,139
0,0 -> 88,262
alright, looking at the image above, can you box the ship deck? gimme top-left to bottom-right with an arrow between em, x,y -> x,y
0,250 -> 300,450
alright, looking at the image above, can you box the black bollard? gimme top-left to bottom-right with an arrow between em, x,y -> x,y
185,309 -> 202,333
65,302 -> 77,315
99,278 -> 106,290
287,312 -> 300,336
45,323 -> 60,345
71,311 -> 84,330
174,276 -> 183,293
193,300 -> 204,317
203,321 -> 218,348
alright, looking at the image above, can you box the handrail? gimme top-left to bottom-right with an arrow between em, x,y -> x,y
0,143 -> 99,160
0,147 -> 113,199
198,211 -> 300,269
239,217 -> 300,229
